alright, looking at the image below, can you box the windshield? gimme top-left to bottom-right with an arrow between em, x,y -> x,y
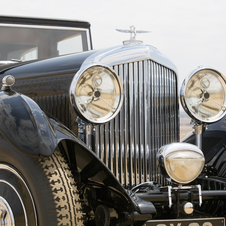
0,24 -> 90,61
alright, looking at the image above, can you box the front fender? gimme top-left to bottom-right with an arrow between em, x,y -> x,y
0,90 -> 59,155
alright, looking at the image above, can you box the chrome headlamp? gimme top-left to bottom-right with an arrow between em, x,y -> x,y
70,64 -> 123,124
157,143 -> 205,184
180,67 -> 226,123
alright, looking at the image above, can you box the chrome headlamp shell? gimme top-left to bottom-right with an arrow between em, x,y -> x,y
157,143 -> 205,184
70,64 -> 123,124
180,67 -> 226,123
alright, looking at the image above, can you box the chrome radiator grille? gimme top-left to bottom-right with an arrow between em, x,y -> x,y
94,60 -> 179,188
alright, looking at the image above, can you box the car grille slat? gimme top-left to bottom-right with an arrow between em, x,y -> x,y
140,61 -> 146,184
134,61 -> 140,185
95,59 -> 179,188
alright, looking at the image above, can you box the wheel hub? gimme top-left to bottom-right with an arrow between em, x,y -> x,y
0,196 -> 15,225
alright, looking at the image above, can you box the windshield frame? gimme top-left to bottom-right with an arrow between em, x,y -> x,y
0,16 -> 92,62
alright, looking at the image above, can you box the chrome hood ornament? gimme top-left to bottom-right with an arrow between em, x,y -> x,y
116,25 -> 150,44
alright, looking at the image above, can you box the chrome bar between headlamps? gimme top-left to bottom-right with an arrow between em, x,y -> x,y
135,190 -> 226,203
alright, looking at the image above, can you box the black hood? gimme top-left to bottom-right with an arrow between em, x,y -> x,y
0,50 -> 98,81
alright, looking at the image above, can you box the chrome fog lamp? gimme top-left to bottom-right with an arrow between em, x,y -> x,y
180,67 -> 226,123
70,64 -> 123,124
157,143 -> 205,184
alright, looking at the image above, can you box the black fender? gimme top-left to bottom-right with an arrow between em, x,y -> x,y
0,89 -> 58,155
0,89 -> 156,216
183,116 -> 226,176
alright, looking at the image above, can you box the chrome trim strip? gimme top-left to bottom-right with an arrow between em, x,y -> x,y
158,142 -> 204,157
80,43 -> 178,75
0,61 -> 17,65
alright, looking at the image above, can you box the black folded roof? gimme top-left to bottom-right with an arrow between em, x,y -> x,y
0,15 -> 91,29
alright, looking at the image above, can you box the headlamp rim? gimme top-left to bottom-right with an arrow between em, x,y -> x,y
69,63 -> 124,124
180,66 -> 226,123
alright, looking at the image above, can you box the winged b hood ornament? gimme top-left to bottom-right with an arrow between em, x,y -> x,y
116,25 -> 150,44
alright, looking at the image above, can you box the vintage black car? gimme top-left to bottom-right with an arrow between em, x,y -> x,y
0,15 -> 225,226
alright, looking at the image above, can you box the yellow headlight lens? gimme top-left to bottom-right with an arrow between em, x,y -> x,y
165,151 -> 205,184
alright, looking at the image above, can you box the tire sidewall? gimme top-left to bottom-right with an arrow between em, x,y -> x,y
0,136 -> 58,226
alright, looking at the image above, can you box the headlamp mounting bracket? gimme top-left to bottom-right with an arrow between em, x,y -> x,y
161,185 -> 202,210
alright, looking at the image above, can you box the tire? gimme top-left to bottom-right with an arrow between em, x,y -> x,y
0,136 -> 85,226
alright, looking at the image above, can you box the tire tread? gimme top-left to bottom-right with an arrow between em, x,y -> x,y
39,149 -> 84,226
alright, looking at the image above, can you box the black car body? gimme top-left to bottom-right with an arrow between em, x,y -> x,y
0,16 -> 225,226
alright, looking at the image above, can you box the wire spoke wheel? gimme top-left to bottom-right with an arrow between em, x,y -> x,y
0,164 -> 37,225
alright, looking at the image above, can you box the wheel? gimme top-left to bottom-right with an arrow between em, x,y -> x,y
0,135 -> 85,226
95,205 -> 110,226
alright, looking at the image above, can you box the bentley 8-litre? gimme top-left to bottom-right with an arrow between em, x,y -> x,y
0,15 -> 225,226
